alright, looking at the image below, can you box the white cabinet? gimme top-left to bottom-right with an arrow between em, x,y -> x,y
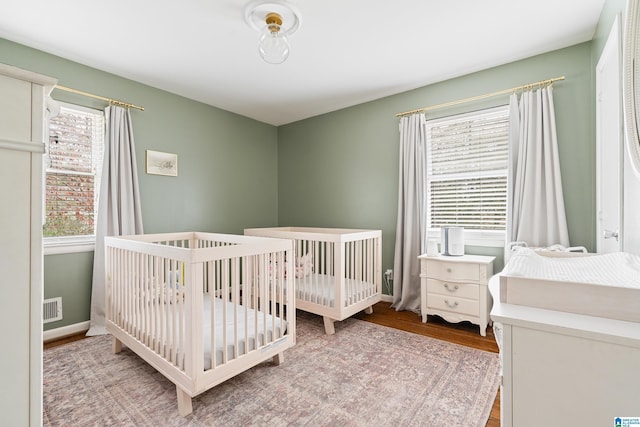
419,254 -> 494,336
489,276 -> 640,427
0,63 -> 57,427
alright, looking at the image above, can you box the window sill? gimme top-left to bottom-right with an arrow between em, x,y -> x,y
426,230 -> 505,248
43,236 -> 95,255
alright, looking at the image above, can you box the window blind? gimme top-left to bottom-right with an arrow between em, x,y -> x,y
44,105 -> 104,237
426,105 -> 509,231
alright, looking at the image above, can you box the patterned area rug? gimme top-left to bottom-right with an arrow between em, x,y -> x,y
43,312 -> 499,426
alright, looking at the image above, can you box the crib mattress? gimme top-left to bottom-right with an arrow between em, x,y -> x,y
499,249 -> 640,323
282,274 -> 377,307
202,297 -> 286,370
115,297 -> 285,371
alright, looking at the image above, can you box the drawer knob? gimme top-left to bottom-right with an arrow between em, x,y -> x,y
443,283 -> 459,292
447,268 -> 452,273
444,299 -> 459,309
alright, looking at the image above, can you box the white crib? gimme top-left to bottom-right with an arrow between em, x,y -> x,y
244,227 -> 382,334
104,232 -> 296,416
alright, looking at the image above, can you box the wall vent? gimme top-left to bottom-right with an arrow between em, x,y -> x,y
43,297 -> 63,324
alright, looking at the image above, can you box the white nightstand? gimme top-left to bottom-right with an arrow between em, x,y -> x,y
418,254 -> 495,336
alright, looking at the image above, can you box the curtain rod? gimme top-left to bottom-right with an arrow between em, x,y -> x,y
54,84 -> 145,111
395,76 -> 565,118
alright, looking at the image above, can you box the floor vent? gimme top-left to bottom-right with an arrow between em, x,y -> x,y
43,297 -> 63,324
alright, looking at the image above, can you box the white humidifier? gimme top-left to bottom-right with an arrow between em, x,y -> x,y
440,227 -> 464,256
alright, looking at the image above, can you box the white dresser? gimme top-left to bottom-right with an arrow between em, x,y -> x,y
489,276 -> 640,427
419,254 -> 495,336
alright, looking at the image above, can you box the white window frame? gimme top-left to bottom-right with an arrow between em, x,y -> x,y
43,235 -> 96,255
43,102 -> 104,255
425,105 -> 509,248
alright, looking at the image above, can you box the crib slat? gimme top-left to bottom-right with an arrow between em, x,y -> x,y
142,253 -> 148,337
221,260 -> 228,365
208,260 -> 216,369
263,252 -> 269,345
313,240 -> 319,305
319,241 -> 326,306
242,256 -> 249,352
177,259 -> 185,370
232,258 -> 239,359
121,251 -> 127,332
329,241 -> 335,306
168,260 -> 176,365
111,249 -> 117,325
148,255 -> 155,347
121,250 -> 127,330
370,238 -> 374,295
135,252 -> 141,340
356,240 -> 362,301
186,259 -> 204,377
166,258 -> 173,362
278,250 -> 285,339
164,259 -> 171,362
252,255 -> 259,345
177,259 -> 185,369
126,251 -> 133,334
346,241 -> 351,307
137,252 -> 143,342
157,258 -> 164,358
363,239 -> 369,298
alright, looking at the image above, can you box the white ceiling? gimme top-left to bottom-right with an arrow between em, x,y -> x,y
1,0 -> 606,126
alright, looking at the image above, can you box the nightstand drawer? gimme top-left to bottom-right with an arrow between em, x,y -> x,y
427,294 -> 479,316
427,278 -> 479,300
426,259 -> 480,282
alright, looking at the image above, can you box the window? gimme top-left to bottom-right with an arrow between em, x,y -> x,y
425,105 -> 509,246
43,104 -> 105,253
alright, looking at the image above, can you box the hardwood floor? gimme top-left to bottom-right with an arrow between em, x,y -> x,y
44,332 -> 87,350
44,301 -> 500,426
354,301 -> 500,427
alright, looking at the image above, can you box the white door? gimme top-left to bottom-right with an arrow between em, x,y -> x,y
596,16 -> 622,253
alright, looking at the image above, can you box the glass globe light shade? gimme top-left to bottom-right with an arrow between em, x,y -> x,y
258,23 -> 290,64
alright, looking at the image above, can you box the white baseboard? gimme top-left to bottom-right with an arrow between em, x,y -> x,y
381,294 -> 393,303
43,321 -> 90,343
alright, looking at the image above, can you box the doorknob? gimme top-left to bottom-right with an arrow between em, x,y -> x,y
604,229 -> 619,241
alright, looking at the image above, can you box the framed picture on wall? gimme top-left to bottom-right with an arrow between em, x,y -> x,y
146,150 -> 178,176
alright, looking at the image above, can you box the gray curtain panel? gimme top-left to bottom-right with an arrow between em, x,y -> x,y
87,106 -> 144,336
392,114 -> 427,312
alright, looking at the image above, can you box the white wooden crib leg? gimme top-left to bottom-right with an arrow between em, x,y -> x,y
323,316 -> 336,335
112,337 -> 122,354
364,305 -> 374,315
273,352 -> 284,365
176,386 -> 193,417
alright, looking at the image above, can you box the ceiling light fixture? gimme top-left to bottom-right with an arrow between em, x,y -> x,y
245,1 -> 302,64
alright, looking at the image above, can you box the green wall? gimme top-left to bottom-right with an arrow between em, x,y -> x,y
2,28 -> 603,329
278,42 -> 596,275
0,38 -> 279,330
43,253 -> 94,328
